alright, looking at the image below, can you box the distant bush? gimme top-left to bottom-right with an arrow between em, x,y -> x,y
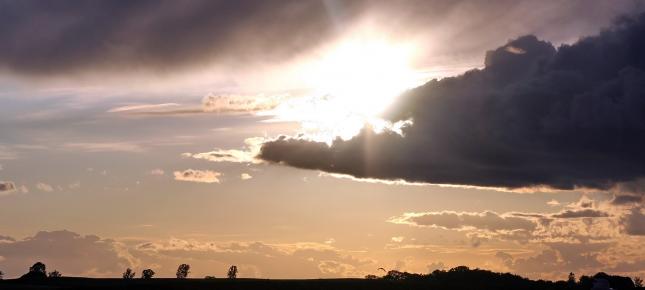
122,268 -> 135,279
141,269 -> 155,279
47,270 -> 63,278
205,276 -> 216,279
47,270 -> 62,278
176,264 -> 190,279
227,265 -> 238,279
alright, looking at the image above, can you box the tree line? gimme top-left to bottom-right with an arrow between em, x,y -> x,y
1,262 -> 238,280
366,266 -> 643,290
1,262 -> 643,290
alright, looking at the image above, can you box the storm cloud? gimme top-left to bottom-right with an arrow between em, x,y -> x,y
260,13 -> 645,192
0,0 -> 357,75
0,0 -> 640,76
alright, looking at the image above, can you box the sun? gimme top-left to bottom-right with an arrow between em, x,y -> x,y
306,37 -> 418,117
271,36 -> 420,141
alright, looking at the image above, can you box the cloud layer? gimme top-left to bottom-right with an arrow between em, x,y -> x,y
260,13 -> 645,192
0,0 -> 356,75
389,207 -> 626,247
0,230 -> 130,277
0,230 -> 369,279
389,197 -> 645,277
0,1 -> 640,78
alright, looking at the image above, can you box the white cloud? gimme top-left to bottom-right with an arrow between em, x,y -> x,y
64,142 -> 144,153
391,236 -> 404,243
546,199 -> 561,207
149,169 -> 165,176
202,93 -> 286,114
0,146 -> 18,160
173,169 -> 221,183
187,137 -> 264,163
241,173 -> 253,180
68,182 -> 81,189
36,182 -> 54,192
107,103 -> 180,113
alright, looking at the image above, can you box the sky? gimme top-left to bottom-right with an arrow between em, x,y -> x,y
1,0 -> 645,280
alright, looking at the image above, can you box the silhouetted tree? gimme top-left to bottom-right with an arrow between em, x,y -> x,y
364,274 -> 379,279
122,268 -> 135,279
567,272 -> 576,288
449,265 -> 470,273
0,270 -> 4,280
19,262 -> 48,280
227,265 -> 238,279
594,272 -> 636,289
635,277 -> 643,288
205,276 -> 216,279
30,262 -> 46,275
141,269 -> 155,279
384,270 -> 406,280
383,270 -> 424,281
176,264 -> 190,279
48,270 -> 62,278
578,275 -> 594,289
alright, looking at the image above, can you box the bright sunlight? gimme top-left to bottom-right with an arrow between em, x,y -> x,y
270,36 -> 421,141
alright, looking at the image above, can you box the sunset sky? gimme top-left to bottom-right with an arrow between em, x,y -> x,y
1,0 -> 644,280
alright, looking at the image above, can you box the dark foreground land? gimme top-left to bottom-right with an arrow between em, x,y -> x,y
2,278 -> 445,290
1,268 -> 643,290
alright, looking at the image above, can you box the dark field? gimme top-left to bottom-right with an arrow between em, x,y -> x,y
1,270 -> 643,290
5,278 -> 428,290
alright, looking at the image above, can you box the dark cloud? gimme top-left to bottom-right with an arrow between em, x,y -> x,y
390,197 -> 627,246
0,230 -> 130,278
497,249 -> 561,275
0,181 -> 16,194
0,0 -> 641,76
497,242 -> 611,277
610,259 -> 645,273
0,230 -> 371,278
260,13 -> 645,191
621,207 -> 645,235
611,179 -> 645,205
612,194 -> 643,205
0,235 -> 15,242
128,238 -> 370,278
390,211 -> 537,232
550,209 -> 610,219
0,0 -> 357,75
